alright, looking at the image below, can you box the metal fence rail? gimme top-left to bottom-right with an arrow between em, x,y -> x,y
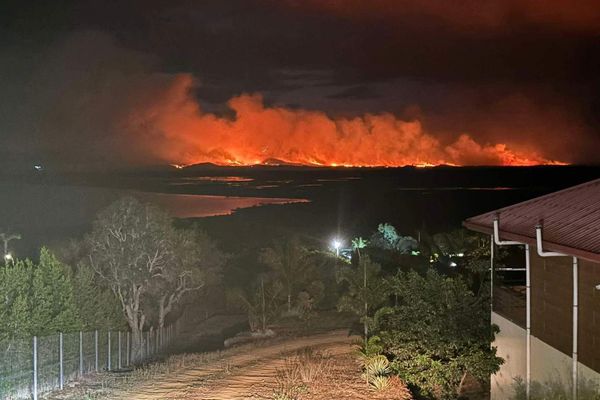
0,322 -> 179,400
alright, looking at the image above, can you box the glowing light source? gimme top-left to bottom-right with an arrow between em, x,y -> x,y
332,238 -> 343,256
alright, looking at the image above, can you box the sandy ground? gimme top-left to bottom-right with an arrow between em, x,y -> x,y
105,330 -> 411,400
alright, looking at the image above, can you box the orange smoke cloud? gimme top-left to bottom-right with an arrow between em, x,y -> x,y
124,74 -> 564,167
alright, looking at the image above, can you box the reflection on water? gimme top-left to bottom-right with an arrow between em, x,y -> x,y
395,186 -> 515,191
136,192 -> 308,218
170,176 -> 255,187
0,182 -> 309,256
177,176 -> 254,182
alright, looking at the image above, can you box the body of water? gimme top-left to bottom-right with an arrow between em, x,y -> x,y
1,165 -> 598,257
0,182 -> 308,257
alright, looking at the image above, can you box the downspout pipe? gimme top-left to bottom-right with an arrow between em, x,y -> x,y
493,217 -> 522,246
535,224 -> 578,400
535,224 -> 567,257
493,216 -> 531,399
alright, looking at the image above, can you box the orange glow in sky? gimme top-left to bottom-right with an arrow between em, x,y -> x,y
126,75 -> 566,168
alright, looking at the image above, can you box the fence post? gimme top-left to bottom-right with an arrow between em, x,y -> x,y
94,330 -> 98,372
107,331 -> 111,371
126,331 -> 130,366
146,330 -> 150,358
155,329 -> 159,353
59,332 -> 64,390
79,331 -> 83,376
33,336 -> 38,400
118,331 -> 122,369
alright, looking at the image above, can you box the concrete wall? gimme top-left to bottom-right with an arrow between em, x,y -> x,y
491,312 -> 600,400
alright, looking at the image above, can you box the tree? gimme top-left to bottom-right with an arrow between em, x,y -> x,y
87,197 -> 174,362
336,256 -> 388,340
71,263 -> 125,330
0,248 -> 81,341
52,238 -> 127,331
30,249 -> 80,335
351,237 -> 368,259
228,275 -> 283,332
260,237 -> 313,313
153,228 -> 224,329
374,270 -> 502,399
0,259 -> 34,341
370,223 -> 418,254
352,237 -> 369,341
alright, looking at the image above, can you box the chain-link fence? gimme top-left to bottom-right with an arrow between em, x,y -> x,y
0,321 -> 180,400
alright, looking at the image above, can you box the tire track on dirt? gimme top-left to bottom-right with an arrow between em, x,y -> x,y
113,330 -> 355,400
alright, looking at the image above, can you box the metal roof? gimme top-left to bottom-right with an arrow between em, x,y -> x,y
464,178 -> 600,263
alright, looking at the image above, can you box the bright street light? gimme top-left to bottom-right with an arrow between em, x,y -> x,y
332,238 -> 342,257
4,253 -> 13,262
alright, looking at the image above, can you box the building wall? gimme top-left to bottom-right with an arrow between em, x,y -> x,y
529,249 -> 573,357
529,249 -> 600,373
578,259 -> 600,372
491,313 -> 600,400
491,248 -> 600,399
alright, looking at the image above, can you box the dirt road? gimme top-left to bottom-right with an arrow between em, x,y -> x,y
112,330 -> 357,400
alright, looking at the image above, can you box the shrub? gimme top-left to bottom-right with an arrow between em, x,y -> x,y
374,270 -> 502,399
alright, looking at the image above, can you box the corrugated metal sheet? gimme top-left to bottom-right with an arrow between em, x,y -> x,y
464,178 -> 600,263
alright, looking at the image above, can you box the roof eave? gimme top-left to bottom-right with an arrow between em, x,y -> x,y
463,220 -> 600,264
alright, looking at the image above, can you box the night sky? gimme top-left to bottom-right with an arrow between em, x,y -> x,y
1,1 -> 599,169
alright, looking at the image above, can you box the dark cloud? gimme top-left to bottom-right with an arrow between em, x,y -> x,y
327,85 -> 381,100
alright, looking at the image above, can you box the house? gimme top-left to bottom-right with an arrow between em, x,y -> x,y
464,178 -> 600,399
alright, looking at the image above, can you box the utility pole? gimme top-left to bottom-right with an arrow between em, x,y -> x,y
0,232 -> 21,263
261,277 -> 266,332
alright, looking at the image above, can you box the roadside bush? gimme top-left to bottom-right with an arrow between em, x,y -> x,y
374,270 -> 502,399
0,248 -> 81,340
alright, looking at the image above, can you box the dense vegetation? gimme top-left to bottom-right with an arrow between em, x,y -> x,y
1,198 -> 503,399
0,197 -> 225,363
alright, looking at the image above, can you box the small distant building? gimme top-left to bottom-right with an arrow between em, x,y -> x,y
464,178 -> 600,399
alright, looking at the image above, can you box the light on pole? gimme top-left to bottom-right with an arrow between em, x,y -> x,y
332,238 -> 342,257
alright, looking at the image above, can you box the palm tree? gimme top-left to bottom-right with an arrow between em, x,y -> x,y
337,255 -> 386,343
351,237 -> 368,260
351,237 -> 369,340
260,237 -> 313,313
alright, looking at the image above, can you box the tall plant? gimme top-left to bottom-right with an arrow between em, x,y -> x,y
0,248 -> 81,340
374,270 -> 502,399
336,256 -> 387,341
87,197 -> 174,362
260,237 -> 313,313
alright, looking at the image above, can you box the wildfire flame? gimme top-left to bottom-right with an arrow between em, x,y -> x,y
126,75 -> 566,168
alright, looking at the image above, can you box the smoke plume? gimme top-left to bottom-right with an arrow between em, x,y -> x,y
124,74 -> 563,167
0,32 -> 578,169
